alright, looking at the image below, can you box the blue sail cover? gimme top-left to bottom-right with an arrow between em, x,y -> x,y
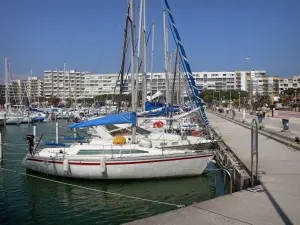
45,142 -> 66,147
68,112 -> 136,129
145,101 -> 165,111
164,0 -> 210,128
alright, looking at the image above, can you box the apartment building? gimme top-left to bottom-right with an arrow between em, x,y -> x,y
27,76 -> 43,101
43,70 -> 87,99
279,75 -> 300,92
42,69 -> 285,99
0,84 -> 5,105
7,79 -> 27,104
83,73 -> 120,98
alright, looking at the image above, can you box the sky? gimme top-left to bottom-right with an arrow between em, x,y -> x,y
0,0 -> 300,83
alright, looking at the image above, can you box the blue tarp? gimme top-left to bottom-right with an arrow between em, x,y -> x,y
145,101 -> 165,111
64,136 -> 85,141
68,112 -> 137,129
45,142 -> 66,147
32,117 -> 45,122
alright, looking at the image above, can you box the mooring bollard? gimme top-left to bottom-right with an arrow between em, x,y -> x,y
282,119 -> 289,131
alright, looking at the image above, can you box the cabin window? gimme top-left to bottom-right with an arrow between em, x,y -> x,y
77,149 -> 149,155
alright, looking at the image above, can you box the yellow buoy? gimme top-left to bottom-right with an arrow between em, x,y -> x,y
113,136 -> 126,145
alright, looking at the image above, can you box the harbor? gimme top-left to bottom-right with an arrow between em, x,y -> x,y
0,120 -> 224,225
1,0 -> 300,224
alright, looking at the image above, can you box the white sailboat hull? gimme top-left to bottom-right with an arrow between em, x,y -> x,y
6,116 -> 23,125
0,118 -> 5,125
22,153 -> 214,179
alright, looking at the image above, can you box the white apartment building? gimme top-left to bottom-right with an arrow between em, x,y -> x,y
82,73 -> 120,98
43,69 -> 282,99
43,70 -> 87,99
27,76 -> 43,101
279,75 -> 300,91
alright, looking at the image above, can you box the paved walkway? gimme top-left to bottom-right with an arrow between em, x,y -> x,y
125,113 -> 300,225
220,109 -> 300,139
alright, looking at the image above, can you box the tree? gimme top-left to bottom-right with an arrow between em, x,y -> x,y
253,95 -> 271,110
49,97 -> 60,106
200,90 -> 248,106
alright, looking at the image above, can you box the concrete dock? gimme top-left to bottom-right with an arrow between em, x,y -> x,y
125,112 -> 300,225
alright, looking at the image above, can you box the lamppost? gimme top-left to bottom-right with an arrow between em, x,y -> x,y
229,88 -> 232,109
245,58 -> 252,111
295,89 -> 297,111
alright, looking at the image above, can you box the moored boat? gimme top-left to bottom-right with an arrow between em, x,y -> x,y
21,112 -> 215,179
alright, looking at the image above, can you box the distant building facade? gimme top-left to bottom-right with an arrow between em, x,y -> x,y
43,70 -> 87,99
83,73 -> 120,98
279,76 -> 300,92
40,69 -> 300,100
27,76 -> 44,101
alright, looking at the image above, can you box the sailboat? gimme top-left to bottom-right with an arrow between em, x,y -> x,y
21,0 -> 215,179
22,112 -> 214,179
3,57 -> 25,125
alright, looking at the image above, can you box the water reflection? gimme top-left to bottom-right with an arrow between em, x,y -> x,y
20,170 -> 215,224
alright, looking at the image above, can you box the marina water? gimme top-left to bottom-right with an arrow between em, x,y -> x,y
0,121 -> 223,225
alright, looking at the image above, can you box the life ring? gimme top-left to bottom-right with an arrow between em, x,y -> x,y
192,130 -> 201,136
153,121 -> 164,128
157,121 -> 164,128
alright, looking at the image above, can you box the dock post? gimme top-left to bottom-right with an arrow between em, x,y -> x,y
56,122 -> 59,144
27,110 -> 30,125
3,114 -> 6,128
251,119 -> 259,187
73,128 -> 76,144
33,125 -> 36,144
0,129 -> 2,163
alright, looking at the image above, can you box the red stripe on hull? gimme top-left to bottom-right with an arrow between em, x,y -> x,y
26,154 -> 214,166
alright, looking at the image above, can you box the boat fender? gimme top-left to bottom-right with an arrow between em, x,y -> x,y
63,158 -> 69,172
101,158 -> 106,173
139,139 -> 152,148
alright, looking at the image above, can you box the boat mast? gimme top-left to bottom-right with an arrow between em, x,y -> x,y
170,44 -> 179,123
63,62 -> 66,101
4,57 -> 9,109
177,61 -> 181,104
150,21 -> 155,101
28,69 -> 32,105
135,0 -> 143,110
163,10 -> 170,106
141,0 -> 146,111
118,4 -> 130,113
129,0 -> 136,143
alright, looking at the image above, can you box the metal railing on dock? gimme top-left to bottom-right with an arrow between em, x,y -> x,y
213,168 -> 233,195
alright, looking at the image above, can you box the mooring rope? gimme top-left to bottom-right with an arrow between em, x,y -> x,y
0,167 -> 185,208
